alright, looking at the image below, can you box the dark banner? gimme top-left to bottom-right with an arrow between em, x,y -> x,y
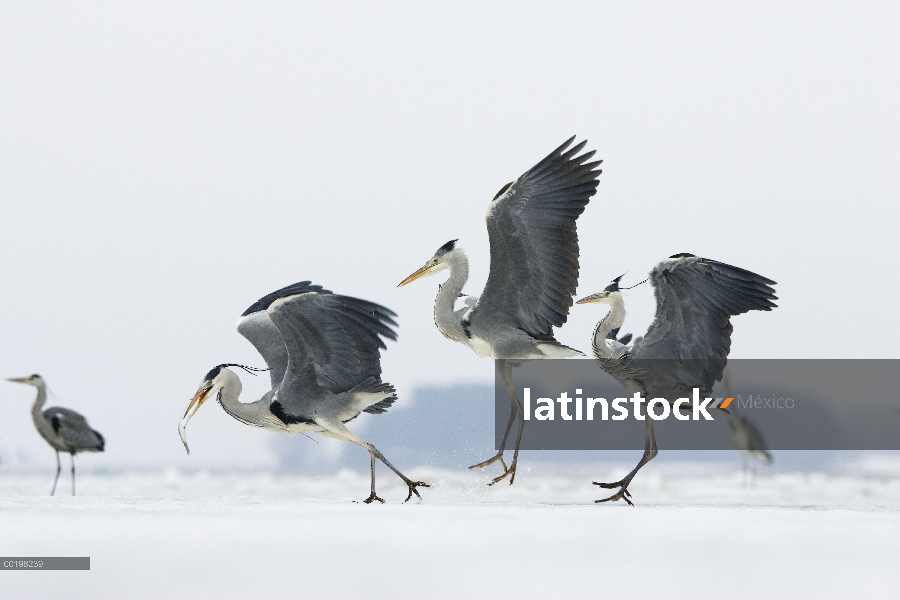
493,359 -> 900,450
1,557 -> 90,570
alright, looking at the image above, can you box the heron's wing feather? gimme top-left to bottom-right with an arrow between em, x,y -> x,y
631,255 -> 777,390
236,314 -> 289,389
237,281 -> 330,389
241,281 -> 331,316
267,291 -> 398,416
473,137 -> 601,338
44,407 -> 104,451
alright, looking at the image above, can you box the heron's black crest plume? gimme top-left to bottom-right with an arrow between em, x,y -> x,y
604,273 -> 648,292
222,364 -> 269,376
669,253 -> 696,259
621,278 -> 649,290
604,274 -> 627,292
436,239 -> 458,256
206,363 -> 270,381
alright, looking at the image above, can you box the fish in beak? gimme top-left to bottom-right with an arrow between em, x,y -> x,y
178,383 -> 213,455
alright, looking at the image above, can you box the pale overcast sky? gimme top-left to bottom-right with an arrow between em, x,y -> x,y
1,2 -> 898,471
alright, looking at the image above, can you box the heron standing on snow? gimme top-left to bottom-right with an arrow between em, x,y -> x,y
576,254 -> 777,505
6,374 -> 105,496
398,137 -> 601,484
720,371 -> 772,483
178,281 -> 428,503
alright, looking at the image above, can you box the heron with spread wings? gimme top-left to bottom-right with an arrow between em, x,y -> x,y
398,137 -> 601,485
576,254 -> 777,505
178,281 -> 428,503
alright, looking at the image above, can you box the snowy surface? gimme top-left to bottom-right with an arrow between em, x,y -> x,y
2,465 -> 899,599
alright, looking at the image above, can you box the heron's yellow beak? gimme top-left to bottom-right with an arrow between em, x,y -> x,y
178,384 -> 212,455
5,377 -> 29,384
397,265 -> 433,288
575,292 -> 605,305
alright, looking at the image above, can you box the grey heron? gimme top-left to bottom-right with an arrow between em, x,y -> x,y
178,281 -> 428,503
721,372 -> 772,483
6,374 -> 105,496
726,408 -> 772,485
576,253 -> 777,505
398,137 -> 601,485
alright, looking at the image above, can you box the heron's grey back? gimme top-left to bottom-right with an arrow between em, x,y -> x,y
267,291 -> 398,419
44,407 -> 104,452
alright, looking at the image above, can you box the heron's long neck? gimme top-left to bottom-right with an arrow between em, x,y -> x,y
216,370 -> 280,429
434,250 -> 470,341
591,293 -> 626,360
30,382 -> 57,442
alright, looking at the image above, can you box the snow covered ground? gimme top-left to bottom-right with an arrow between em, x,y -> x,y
2,463 -> 899,599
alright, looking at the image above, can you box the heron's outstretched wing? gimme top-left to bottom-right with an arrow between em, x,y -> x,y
631,254 -> 777,389
266,290 -> 398,416
236,281 -> 330,389
45,407 -> 104,452
472,137 -> 601,339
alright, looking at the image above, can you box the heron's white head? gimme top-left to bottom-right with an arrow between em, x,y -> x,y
397,239 -> 461,287
178,365 -> 232,455
6,374 -> 44,387
576,274 -> 628,306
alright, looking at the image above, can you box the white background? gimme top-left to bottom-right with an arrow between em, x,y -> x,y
1,1 -> 898,472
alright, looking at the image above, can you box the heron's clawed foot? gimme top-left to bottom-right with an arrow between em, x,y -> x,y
488,463 -> 517,486
363,492 -> 385,504
468,452 -> 508,472
593,482 -> 634,506
594,477 -> 629,490
402,480 -> 430,503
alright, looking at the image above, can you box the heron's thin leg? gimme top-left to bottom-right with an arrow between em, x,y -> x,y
506,397 -> 527,485
363,451 -> 384,504
313,414 -> 429,503
489,360 -> 524,486
740,454 -> 747,488
469,360 -> 515,473
594,418 -> 658,506
748,460 -> 757,488
50,450 -> 61,496
365,444 -> 429,502
70,454 -> 76,496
